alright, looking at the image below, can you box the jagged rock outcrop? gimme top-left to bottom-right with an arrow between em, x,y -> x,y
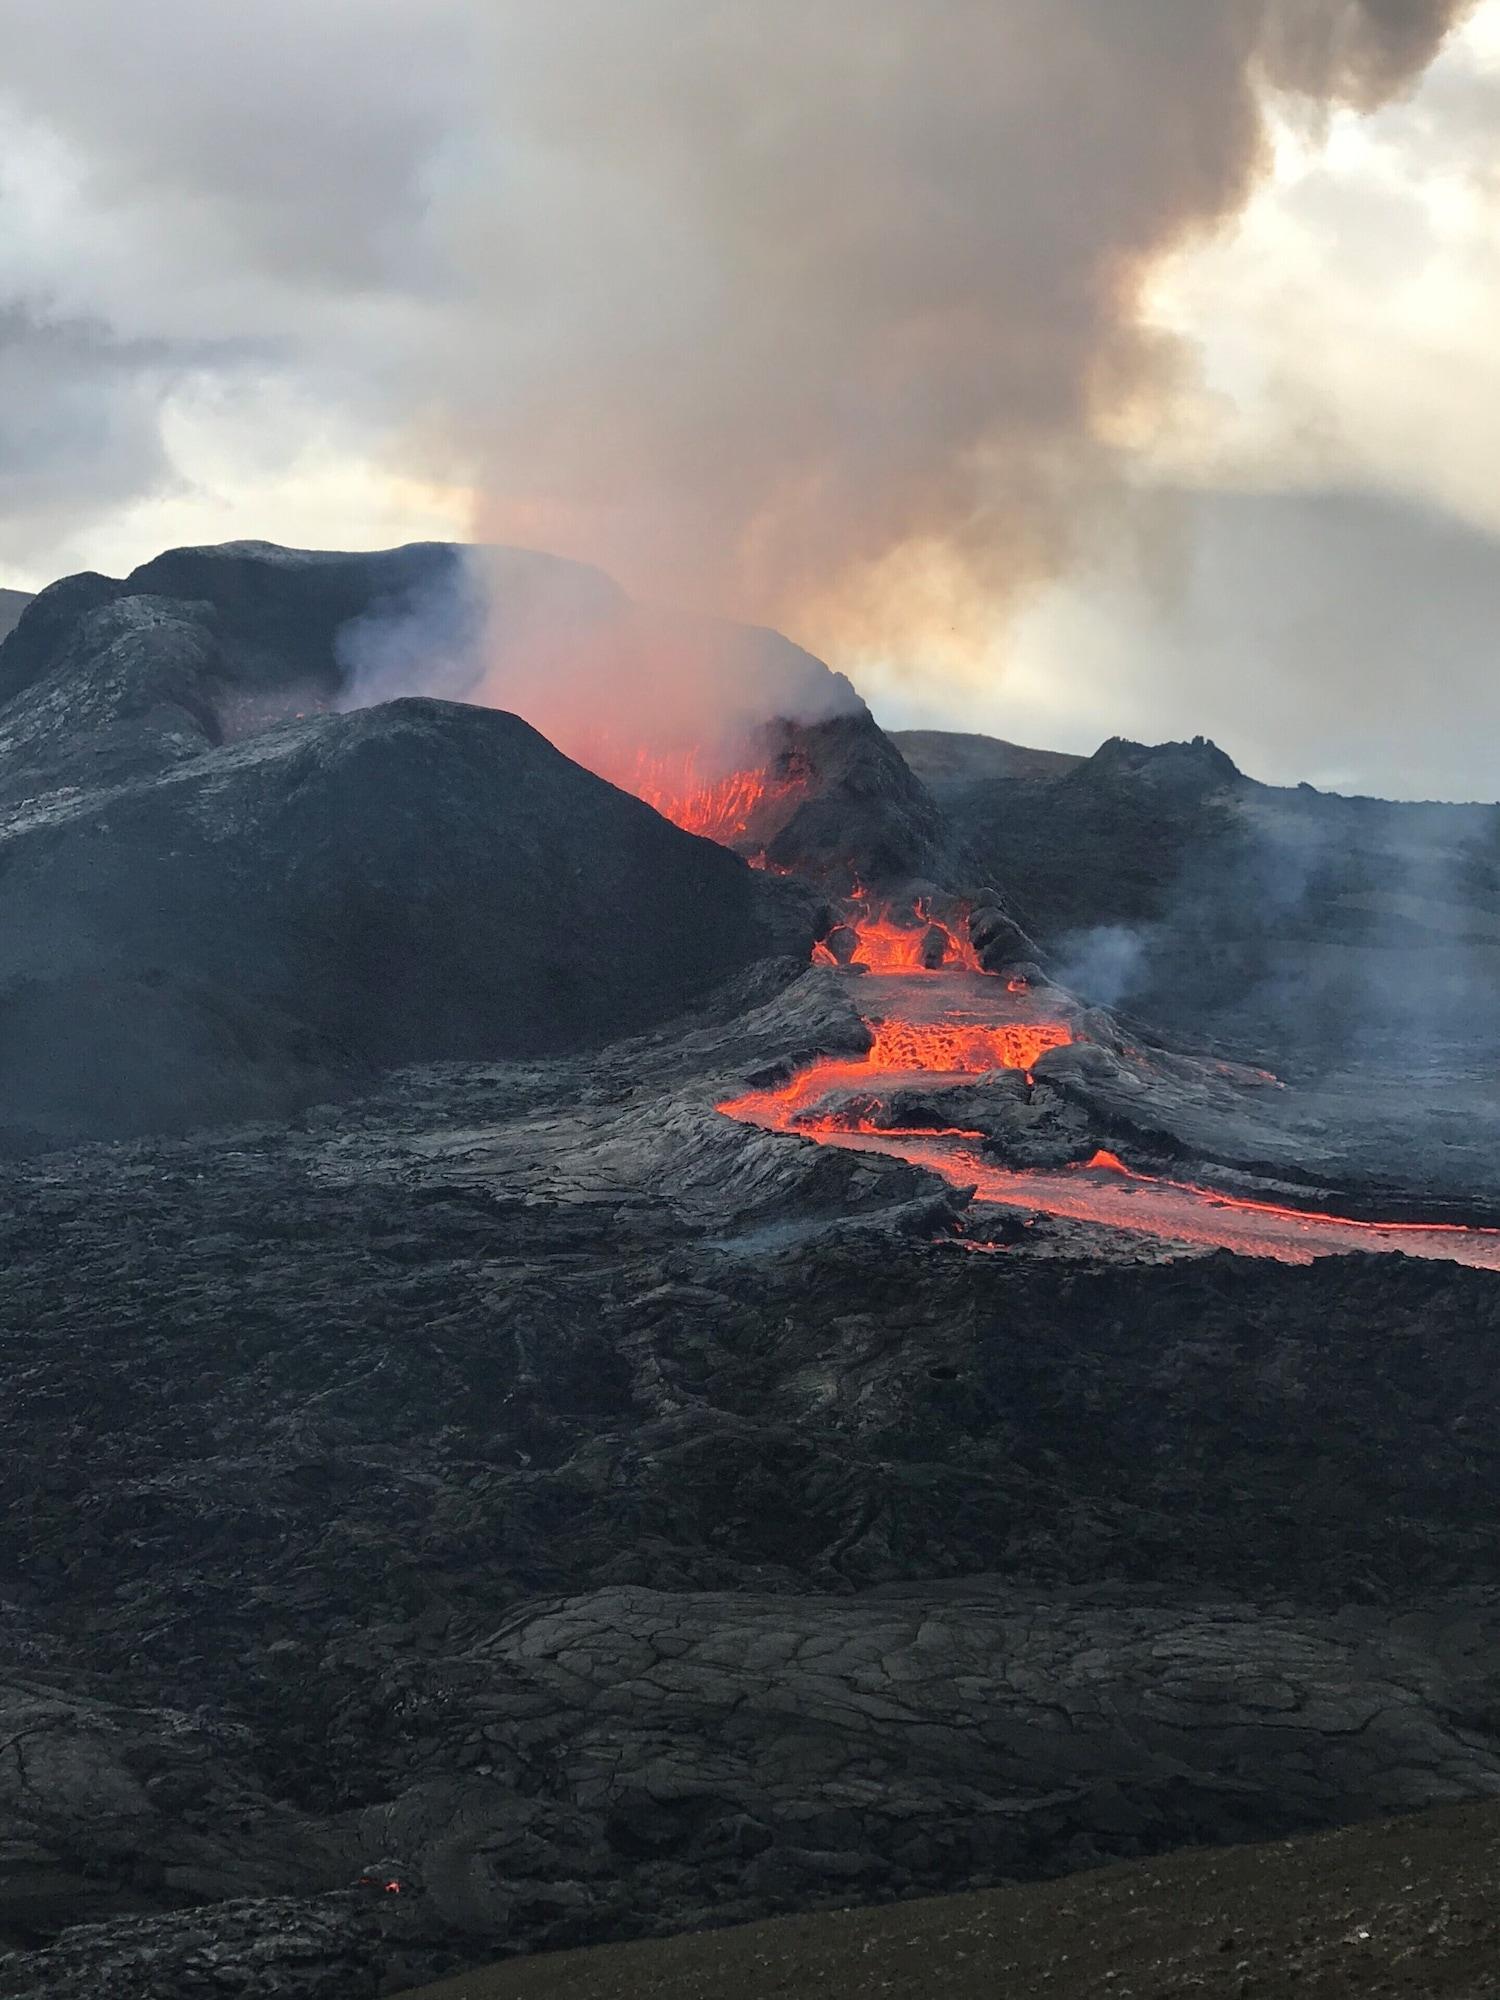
757,712 -> 952,886
0,1897 -> 385,2000
0,544 -> 461,788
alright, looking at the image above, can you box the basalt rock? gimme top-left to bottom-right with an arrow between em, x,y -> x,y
1,965 -> 1500,1990
760,712 -> 951,887
821,924 -> 861,964
0,545 -> 468,800
967,899 -> 1037,974
0,1897 -> 386,2000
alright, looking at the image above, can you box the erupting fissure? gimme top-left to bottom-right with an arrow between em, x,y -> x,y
629,754 -> 786,842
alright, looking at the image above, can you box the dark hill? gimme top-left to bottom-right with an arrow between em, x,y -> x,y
0,541 -> 467,798
0,698 -> 807,1142
761,712 -> 952,885
892,727 -> 1083,799
0,543 -> 814,1141
401,1796 -> 1500,2000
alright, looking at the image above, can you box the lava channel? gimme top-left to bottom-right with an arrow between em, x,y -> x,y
719,987 -> 1500,1271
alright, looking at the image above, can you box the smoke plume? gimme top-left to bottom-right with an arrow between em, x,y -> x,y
0,0 -> 1474,755
420,0 -> 1474,659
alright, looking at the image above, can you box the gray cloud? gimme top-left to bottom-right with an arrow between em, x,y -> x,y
0,303 -> 177,570
1262,0 -> 1476,105
0,1 -> 473,298
999,484 -> 1500,803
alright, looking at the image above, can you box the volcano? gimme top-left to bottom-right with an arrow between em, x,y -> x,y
4,540 -> 1500,1999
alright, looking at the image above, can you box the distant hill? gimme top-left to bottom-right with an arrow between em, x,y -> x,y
403,1795 -> 1500,2000
892,726 -> 1083,798
0,587 -> 31,643
901,727 -> 1500,1065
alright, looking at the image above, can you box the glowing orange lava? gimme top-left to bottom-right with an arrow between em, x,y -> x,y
812,892 -> 985,973
719,1016 -> 1074,1135
720,1004 -> 1500,1271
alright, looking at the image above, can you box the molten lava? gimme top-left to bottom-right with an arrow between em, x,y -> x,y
719,1016 -> 1074,1135
720,977 -> 1500,1271
849,906 -> 981,973
868,1017 -> 1070,1073
825,896 -> 984,973
544,733 -> 811,847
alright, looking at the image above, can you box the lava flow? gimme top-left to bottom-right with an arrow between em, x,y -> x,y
538,730 -> 811,846
720,1015 -> 1074,1135
720,973 -> 1500,1271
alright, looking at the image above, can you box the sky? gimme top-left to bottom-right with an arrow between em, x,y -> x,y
1,1 -> 1498,799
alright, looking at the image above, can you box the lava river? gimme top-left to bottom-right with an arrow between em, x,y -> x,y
720,964 -> 1500,1270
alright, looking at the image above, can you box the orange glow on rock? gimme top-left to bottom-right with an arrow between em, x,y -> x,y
626,750 -> 806,843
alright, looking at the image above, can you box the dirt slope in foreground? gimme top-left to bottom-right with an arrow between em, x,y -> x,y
402,1797 -> 1500,2000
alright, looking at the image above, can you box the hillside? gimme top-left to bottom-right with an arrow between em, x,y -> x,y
400,1795 -> 1500,2000
2,566 -> 1500,1998
892,727 -> 1084,798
